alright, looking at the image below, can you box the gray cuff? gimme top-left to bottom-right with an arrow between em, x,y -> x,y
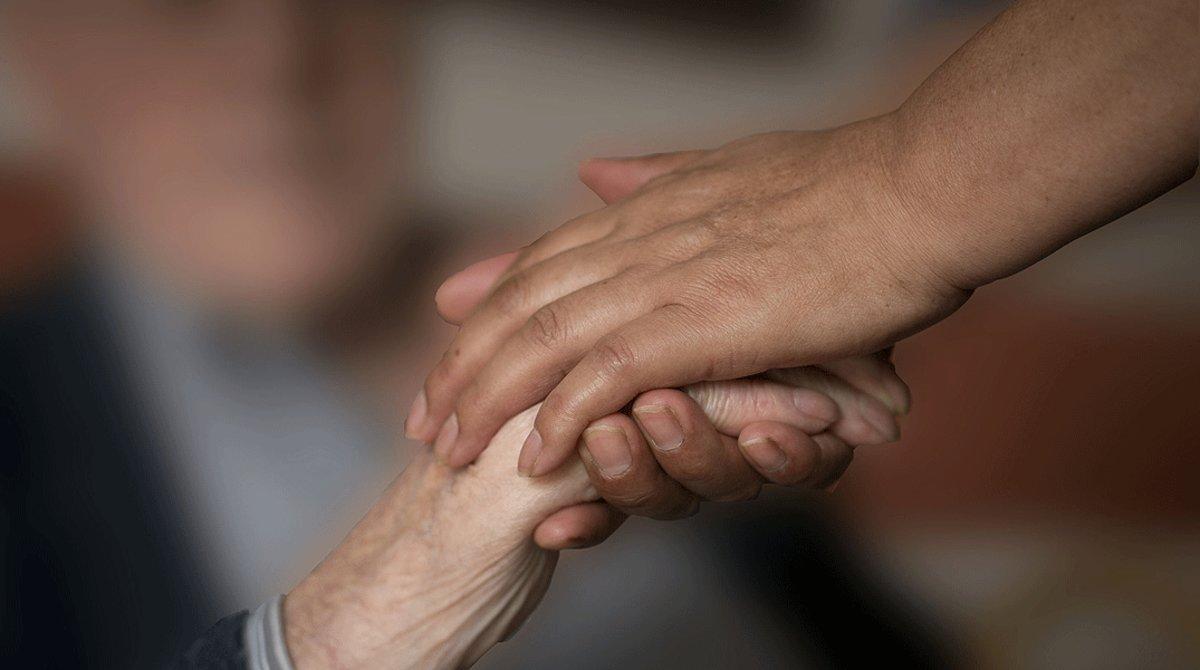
244,594 -> 296,670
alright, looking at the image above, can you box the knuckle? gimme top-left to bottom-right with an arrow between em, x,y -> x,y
649,223 -> 712,262
591,334 -> 640,378
668,464 -> 714,488
491,273 -> 535,315
660,450 -> 720,485
718,266 -> 761,304
621,260 -> 660,279
693,214 -> 724,243
539,392 -> 572,424
603,482 -> 693,520
524,304 -> 568,350
454,384 -> 487,422
608,487 -> 655,511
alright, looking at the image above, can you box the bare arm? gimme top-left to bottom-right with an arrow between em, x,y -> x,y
408,0 -> 1197,477
891,0 -> 1198,290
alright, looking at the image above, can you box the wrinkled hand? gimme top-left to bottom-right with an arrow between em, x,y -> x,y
284,405 -> 596,670
284,372 -> 908,669
406,118 -> 964,478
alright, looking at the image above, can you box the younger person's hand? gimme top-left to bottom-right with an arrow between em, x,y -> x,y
532,352 -> 908,547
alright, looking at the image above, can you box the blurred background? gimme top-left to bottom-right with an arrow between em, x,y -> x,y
1,1 -> 1196,668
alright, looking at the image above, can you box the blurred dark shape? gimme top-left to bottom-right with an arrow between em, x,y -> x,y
712,501 -> 962,669
846,283 -> 1200,525
1,269 -> 217,667
0,168 -> 71,296
478,497 -> 959,670
502,0 -> 820,48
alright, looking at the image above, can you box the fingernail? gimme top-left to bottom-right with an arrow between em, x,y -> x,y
517,428 -> 543,477
583,426 -> 632,478
739,437 -> 788,473
432,413 -> 459,461
632,404 -> 684,452
860,396 -> 900,442
404,390 -> 428,440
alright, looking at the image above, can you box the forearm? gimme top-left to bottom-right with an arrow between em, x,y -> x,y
888,0 -> 1198,290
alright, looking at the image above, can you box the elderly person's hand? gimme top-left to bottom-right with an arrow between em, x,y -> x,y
283,404 -> 595,669
282,364 -> 909,668
405,0 -> 1197,479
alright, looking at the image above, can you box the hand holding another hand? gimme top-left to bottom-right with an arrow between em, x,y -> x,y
288,121 -> 927,670
283,358 -> 909,668
409,131 -> 919,546
406,119 -> 959,481
426,260 -> 910,547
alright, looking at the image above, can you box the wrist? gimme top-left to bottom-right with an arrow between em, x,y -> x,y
280,463 -> 530,669
881,102 -> 1084,293
279,428 -> 592,669
810,114 -> 973,339
283,544 -> 553,670
865,111 -> 987,295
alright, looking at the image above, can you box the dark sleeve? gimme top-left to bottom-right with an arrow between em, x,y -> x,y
170,611 -> 250,670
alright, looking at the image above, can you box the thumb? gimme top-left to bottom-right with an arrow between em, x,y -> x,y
434,251 -> 519,325
578,150 -> 707,204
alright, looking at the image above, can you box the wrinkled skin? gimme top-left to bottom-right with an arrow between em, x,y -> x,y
284,347 -> 913,668
283,351 -> 913,668
285,405 -> 593,670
